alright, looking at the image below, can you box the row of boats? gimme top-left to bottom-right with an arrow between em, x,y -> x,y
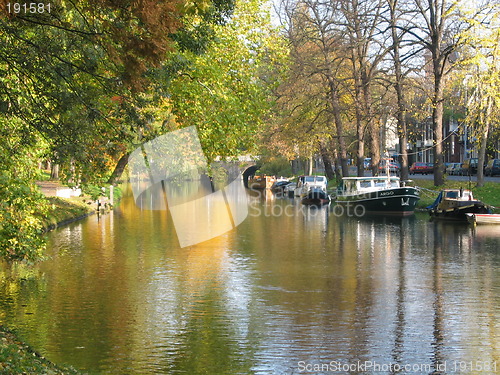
248,174 -> 499,224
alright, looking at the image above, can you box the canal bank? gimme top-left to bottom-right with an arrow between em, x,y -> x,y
38,182 -> 122,232
1,183 -> 122,374
0,325 -> 81,374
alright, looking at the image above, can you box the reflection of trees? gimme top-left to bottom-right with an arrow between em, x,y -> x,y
431,221 -> 445,370
1,197 -> 500,372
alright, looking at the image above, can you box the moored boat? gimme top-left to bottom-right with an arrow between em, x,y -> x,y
301,186 -> 331,206
428,189 -> 490,221
284,182 -> 297,198
466,213 -> 500,225
248,175 -> 276,190
335,176 -> 420,216
294,175 -> 328,197
270,180 -> 292,193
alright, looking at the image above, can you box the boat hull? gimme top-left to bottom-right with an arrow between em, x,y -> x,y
301,188 -> 331,206
429,203 -> 490,222
335,187 -> 420,216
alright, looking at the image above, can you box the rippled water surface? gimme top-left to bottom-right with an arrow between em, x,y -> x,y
1,187 -> 499,374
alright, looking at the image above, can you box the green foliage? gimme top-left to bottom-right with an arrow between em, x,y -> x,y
168,0 -> 287,162
258,157 -> 292,177
0,116 -> 49,262
1,0 -> 238,188
0,173 -> 48,262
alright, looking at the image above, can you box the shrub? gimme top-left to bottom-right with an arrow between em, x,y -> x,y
0,173 -> 48,262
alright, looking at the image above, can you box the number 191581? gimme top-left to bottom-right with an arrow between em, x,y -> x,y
7,3 -> 51,14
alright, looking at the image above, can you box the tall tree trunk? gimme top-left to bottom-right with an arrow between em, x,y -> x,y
363,77 -> 380,177
389,0 -> 409,180
307,156 -> 313,175
320,143 -> 335,180
370,118 -> 381,177
332,148 -> 343,180
354,79 -> 365,177
433,71 -> 445,186
477,97 -> 492,187
108,151 -> 131,185
50,163 -> 59,180
327,76 -> 349,177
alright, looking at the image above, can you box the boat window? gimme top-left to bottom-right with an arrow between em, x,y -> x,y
446,191 -> 458,198
359,181 -> 372,189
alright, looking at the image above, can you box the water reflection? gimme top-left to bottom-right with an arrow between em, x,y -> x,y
0,189 -> 499,374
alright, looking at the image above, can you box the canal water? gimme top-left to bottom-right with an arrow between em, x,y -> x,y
1,187 -> 499,374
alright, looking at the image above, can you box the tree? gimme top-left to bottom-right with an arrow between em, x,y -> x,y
0,0 -> 238,260
340,0 -> 389,177
405,0 -> 490,185
271,0 -> 357,178
387,0 -> 410,180
168,0 -> 285,163
0,116 -> 48,261
460,8 -> 500,187
1,0 -> 236,184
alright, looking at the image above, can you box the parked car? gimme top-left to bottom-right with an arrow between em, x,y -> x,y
485,159 -> 500,176
460,158 -> 478,175
410,162 -> 433,175
378,159 -> 400,174
446,162 -> 462,175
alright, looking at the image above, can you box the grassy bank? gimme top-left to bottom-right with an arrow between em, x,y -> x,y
41,196 -> 95,231
0,326 -> 81,374
0,188 -> 123,373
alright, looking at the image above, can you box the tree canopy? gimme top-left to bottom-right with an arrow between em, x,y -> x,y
0,0 -> 286,260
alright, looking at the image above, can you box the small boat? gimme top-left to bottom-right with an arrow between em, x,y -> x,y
284,182 -> 297,198
294,175 -> 328,197
428,189 -> 490,221
270,180 -> 292,193
466,213 -> 500,225
301,186 -> 331,206
335,176 -> 420,216
248,175 -> 276,190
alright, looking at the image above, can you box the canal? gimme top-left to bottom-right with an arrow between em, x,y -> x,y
1,187 -> 499,374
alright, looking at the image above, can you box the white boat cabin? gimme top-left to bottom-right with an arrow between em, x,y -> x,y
435,189 -> 475,211
441,189 -> 474,201
339,177 -> 401,195
294,175 -> 328,196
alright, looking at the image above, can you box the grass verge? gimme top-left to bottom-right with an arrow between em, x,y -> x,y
41,197 -> 95,231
